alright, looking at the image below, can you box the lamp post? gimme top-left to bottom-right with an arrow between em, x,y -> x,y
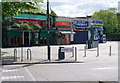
47,0 -> 51,61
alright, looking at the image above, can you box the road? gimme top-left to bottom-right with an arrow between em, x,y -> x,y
2,57 -> 118,81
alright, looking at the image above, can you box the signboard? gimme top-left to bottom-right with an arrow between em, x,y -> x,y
73,20 -> 88,27
57,28 -> 72,30
90,19 -> 104,28
12,18 -> 52,26
61,47 -> 73,52
56,21 -> 72,26
12,19 -> 41,25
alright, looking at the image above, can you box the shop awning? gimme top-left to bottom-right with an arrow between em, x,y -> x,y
59,31 -> 75,34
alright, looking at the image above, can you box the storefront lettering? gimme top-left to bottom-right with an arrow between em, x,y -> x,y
57,28 -> 72,30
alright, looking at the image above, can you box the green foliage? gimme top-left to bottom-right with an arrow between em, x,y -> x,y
20,23 -> 32,30
32,24 -> 42,30
2,1 -> 44,33
50,10 -> 57,17
55,31 -> 61,37
108,8 -> 117,14
106,33 -> 120,41
11,23 -> 20,28
92,9 -> 119,34
2,1 -> 44,20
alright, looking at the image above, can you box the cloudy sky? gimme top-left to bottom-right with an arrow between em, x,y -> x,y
41,0 -> 120,17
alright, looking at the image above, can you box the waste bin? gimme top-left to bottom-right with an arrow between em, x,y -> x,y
58,47 -> 65,59
88,40 -> 92,49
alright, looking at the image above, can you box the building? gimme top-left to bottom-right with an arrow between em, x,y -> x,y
118,1 -> 120,13
55,17 -> 75,44
3,13 -> 55,47
72,18 -> 105,48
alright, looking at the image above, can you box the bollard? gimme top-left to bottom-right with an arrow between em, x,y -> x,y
83,46 -> 86,57
75,47 -> 77,61
72,46 -> 74,57
96,44 -> 99,57
14,49 -> 17,61
21,47 -> 23,62
27,49 -> 32,60
109,46 -> 111,56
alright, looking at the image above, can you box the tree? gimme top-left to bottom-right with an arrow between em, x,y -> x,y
92,9 -> 119,34
50,9 -> 57,17
108,8 -> 117,14
2,1 -> 44,19
2,1 -> 44,29
50,8 -> 57,27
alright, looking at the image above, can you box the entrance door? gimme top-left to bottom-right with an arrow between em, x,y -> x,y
24,32 -> 29,46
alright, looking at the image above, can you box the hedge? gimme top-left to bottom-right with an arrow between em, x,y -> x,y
106,33 -> 120,41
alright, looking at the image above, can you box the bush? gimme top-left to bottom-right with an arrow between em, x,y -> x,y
11,23 -> 20,28
32,24 -> 42,30
106,33 -> 120,41
20,23 -> 32,30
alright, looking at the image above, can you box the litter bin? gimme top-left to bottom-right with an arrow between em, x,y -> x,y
58,47 -> 65,59
88,40 -> 92,49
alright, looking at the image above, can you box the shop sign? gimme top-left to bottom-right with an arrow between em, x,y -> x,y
56,21 -> 72,26
90,19 -> 104,26
12,19 -> 41,25
61,48 -> 74,52
73,20 -> 88,27
57,28 -> 72,30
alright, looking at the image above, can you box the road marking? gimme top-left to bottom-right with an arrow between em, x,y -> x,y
2,69 -> 17,72
24,67 -> 36,81
2,76 -> 24,80
91,67 -> 117,70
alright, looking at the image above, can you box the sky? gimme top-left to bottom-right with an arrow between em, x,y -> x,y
41,0 -> 120,17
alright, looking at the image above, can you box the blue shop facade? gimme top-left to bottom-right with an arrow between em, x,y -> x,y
72,18 -> 106,48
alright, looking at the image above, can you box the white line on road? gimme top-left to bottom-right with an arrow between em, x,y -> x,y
91,67 -> 117,70
24,67 -> 36,81
2,76 -> 24,80
2,69 -> 17,72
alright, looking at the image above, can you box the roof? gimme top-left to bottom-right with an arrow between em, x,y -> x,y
13,14 -> 49,20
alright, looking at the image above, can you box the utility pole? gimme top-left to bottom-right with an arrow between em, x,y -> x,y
47,0 -> 51,61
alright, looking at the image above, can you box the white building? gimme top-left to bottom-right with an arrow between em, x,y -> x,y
118,1 -> 120,13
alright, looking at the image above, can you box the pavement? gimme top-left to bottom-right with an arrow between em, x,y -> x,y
1,41 -> 118,64
1,41 -> 119,82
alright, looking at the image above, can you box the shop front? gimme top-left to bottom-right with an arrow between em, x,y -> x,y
89,19 -> 104,43
72,19 -> 90,44
7,29 -> 22,47
7,29 -> 41,47
56,27 -> 75,45
55,17 -> 75,45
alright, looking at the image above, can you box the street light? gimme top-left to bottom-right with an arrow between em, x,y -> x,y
47,0 -> 51,61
